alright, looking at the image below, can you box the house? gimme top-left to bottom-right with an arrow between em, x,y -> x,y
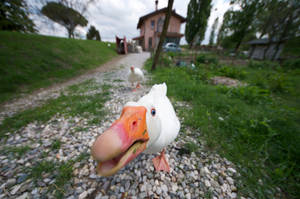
133,0 -> 185,51
247,38 -> 285,60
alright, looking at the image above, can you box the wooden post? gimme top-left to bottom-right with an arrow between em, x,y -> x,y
151,0 -> 174,71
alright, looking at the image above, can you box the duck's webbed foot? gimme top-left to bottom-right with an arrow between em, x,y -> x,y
152,149 -> 170,172
136,82 -> 141,88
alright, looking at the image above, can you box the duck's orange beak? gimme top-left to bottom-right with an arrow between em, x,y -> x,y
91,106 -> 149,176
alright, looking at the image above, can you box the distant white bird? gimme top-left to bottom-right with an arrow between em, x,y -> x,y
128,66 -> 144,90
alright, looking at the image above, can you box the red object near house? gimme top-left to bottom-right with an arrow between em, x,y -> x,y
133,5 -> 185,51
116,36 -> 128,54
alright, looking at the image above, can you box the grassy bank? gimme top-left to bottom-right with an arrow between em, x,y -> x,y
0,80 -> 111,138
0,31 -> 117,103
146,54 -> 300,198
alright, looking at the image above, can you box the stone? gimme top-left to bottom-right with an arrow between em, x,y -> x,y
161,184 -> 168,193
10,184 -> 22,195
125,181 -> 130,190
78,191 -> 88,199
172,184 -> 178,192
139,192 -> 147,198
186,192 -> 191,199
17,174 -> 28,184
16,192 -> 29,199
218,176 -> 224,185
228,168 -> 236,174
205,180 -> 211,187
226,177 -> 234,185
6,178 -> 16,187
156,187 -> 162,195
231,192 -> 237,198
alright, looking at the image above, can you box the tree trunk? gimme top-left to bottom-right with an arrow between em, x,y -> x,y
234,39 -> 242,53
151,0 -> 174,71
67,29 -> 72,38
271,14 -> 292,61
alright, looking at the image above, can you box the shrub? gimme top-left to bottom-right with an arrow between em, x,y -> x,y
196,54 -> 219,65
283,58 -> 300,69
268,73 -> 288,93
218,66 -> 247,79
196,54 -> 206,64
248,60 -> 280,69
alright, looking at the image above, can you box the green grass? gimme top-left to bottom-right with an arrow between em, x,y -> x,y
29,152 -> 89,198
0,79 -> 110,139
51,139 -> 62,150
0,145 -> 31,158
0,31 -> 117,104
145,55 -> 300,198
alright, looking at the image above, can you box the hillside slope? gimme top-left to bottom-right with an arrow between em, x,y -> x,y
0,31 -> 117,103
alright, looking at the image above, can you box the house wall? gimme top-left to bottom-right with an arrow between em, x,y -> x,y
141,13 -> 182,51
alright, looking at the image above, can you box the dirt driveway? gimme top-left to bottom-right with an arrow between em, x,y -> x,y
0,52 -> 150,123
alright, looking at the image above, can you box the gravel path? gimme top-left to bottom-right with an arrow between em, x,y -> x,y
0,52 -> 243,199
0,53 -> 148,123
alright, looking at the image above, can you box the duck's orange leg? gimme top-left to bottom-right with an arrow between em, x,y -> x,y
152,149 -> 170,172
136,82 -> 141,89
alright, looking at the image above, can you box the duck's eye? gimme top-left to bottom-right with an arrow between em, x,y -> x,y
151,108 -> 156,116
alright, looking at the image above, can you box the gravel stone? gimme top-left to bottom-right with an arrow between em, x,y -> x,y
78,191 -> 88,199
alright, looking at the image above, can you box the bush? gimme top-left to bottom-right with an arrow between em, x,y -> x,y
218,66 -> 247,79
248,60 -> 280,69
220,86 -> 271,104
283,58 -> 300,69
158,55 -> 173,67
196,54 -> 218,65
268,73 -> 289,93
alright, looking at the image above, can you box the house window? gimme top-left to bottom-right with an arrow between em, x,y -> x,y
149,37 -> 152,49
151,20 -> 155,30
157,17 -> 164,32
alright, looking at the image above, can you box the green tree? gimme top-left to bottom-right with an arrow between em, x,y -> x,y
0,0 -> 36,32
185,0 -> 212,47
41,2 -> 88,38
256,0 -> 300,59
229,0 -> 261,52
86,25 -> 101,41
217,10 -> 234,46
209,17 -> 219,45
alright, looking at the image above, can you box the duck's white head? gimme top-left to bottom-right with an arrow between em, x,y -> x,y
130,66 -> 134,72
91,83 -> 176,176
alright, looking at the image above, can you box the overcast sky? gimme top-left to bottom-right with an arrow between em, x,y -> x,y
30,0 -> 232,44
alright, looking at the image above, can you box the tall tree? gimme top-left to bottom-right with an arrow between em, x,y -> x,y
86,25 -> 101,41
256,0 -> 300,59
151,0 -> 174,71
217,10 -> 234,46
185,0 -> 212,47
209,17 -> 219,45
41,1 -> 89,38
0,0 -> 36,32
229,0 -> 261,52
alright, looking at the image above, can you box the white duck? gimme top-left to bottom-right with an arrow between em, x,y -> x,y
128,66 -> 144,90
91,83 -> 180,176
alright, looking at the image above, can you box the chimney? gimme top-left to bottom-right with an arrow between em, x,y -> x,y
155,0 -> 158,11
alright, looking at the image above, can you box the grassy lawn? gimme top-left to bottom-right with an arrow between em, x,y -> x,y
146,53 -> 300,198
0,79 -> 110,139
0,31 -> 117,104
